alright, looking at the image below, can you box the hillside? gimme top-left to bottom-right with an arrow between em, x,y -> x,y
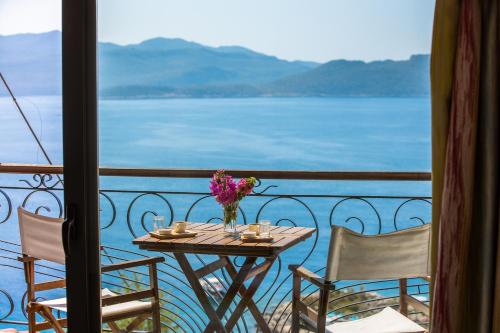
265,55 -> 430,97
0,31 -> 62,96
98,37 -> 317,92
0,31 -> 430,98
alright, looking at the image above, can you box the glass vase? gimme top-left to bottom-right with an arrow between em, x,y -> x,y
223,201 -> 239,235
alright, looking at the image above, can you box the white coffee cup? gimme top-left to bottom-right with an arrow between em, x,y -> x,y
248,224 -> 261,235
173,221 -> 188,233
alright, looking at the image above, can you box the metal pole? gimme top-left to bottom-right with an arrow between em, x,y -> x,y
1,71 -> 64,185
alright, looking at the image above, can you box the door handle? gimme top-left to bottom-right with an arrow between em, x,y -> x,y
62,203 -> 76,256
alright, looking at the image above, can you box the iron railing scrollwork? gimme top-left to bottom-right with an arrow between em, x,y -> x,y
0,166 -> 431,332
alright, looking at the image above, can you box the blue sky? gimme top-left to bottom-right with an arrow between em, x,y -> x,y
1,0 -> 435,62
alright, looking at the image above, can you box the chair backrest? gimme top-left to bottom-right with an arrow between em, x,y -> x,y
18,207 -> 65,264
324,224 -> 431,281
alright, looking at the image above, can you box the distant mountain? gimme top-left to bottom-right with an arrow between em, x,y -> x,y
0,31 -> 61,96
0,31 -> 430,98
100,51 -> 430,98
98,37 -> 317,94
265,55 -> 430,97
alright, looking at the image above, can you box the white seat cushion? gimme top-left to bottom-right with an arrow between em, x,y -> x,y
38,288 -> 152,319
326,307 -> 425,333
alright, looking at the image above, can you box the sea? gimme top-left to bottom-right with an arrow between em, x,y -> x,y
0,96 -> 431,328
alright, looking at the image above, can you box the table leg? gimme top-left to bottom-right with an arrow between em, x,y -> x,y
224,257 -> 275,332
174,253 -> 228,333
221,256 -> 274,333
176,253 -> 275,333
203,257 -> 257,333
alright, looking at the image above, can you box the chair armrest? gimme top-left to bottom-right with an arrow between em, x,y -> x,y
34,279 -> 66,292
101,256 -> 165,273
289,265 -> 333,289
101,289 -> 155,306
290,265 -> 332,330
17,255 -> 38,262
399,277 -> 430,317
403,294 -> 430,316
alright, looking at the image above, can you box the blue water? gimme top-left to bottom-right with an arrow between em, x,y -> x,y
0,96 -> 431,170
99,97 -> 430,170
0,96 -> 431,328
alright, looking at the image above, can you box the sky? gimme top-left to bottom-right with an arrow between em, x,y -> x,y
0,0 -> 435,62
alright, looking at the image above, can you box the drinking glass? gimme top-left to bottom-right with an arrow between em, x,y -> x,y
153,215 -> 166,232
258,220 -> 271,237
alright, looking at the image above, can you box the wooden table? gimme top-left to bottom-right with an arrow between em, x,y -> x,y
133,222 -> 316,333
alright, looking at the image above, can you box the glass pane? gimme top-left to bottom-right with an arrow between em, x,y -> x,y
97,1 -> 435,331
0,0 -> 64,330
98,0 -> 434,172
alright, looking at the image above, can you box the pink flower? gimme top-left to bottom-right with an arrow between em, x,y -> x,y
237,178 -> 254,196
209,170 -> 238,205
209,171 -> 256,206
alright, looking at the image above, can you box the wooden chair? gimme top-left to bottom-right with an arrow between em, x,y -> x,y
289,224 -> 431,333
17,207 -> 164,333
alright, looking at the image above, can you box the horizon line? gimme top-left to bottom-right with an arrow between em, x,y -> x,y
0,29 -> 430,64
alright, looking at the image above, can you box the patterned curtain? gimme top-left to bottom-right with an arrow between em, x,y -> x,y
430,0 -> 500,332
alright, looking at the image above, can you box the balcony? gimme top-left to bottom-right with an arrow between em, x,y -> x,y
0,163 -> 431,332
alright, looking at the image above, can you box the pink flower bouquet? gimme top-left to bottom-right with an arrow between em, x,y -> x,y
209,170 -> 256,233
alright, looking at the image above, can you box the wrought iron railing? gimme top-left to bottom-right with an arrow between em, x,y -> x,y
0,164 -> 431,332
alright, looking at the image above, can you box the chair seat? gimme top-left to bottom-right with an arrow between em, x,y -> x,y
38,288 -> 152,320
325,307 -> 426,333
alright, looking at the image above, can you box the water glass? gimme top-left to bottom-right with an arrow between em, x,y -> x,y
258,220 -> 271,237
153,215 -> 166,232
